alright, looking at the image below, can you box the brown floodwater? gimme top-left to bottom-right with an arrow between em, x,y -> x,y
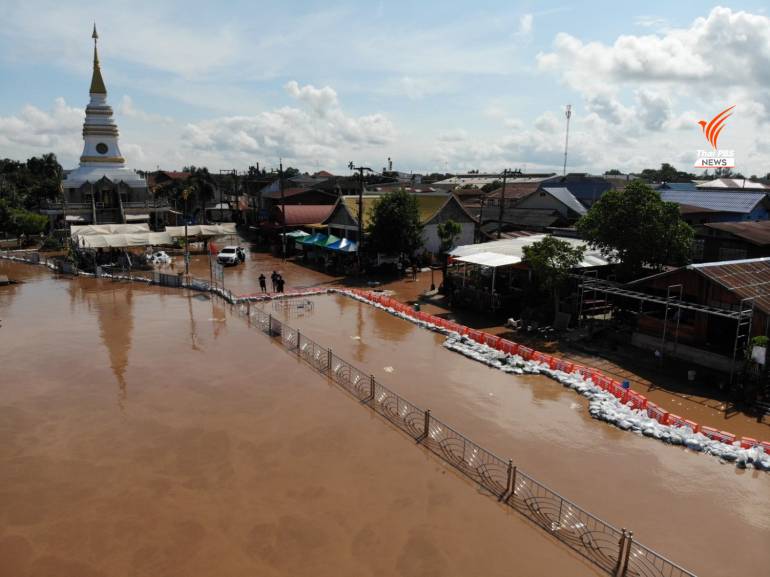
0,261 -> 601,577
271,294 -> 770,577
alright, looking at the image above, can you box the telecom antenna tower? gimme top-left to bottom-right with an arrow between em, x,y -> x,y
563,104 -> 572,176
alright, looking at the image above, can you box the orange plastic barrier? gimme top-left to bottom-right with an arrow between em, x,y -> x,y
683,419 -> 700,433
740,437 -> 759,449
530,351 -> 545,363
761,441 -> 770,455
625,391 -> 648,410
517,346 -> 534,360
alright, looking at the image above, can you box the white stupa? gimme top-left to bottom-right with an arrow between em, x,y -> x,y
63,25 -> 146,190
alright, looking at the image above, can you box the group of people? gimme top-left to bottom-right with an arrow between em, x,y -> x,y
258,270 -> 285,293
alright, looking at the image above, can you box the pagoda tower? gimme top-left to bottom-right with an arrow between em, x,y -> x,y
57,25 -> 159,226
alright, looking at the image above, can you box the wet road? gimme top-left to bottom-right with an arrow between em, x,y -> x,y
272,293 -> 770,577
0,262 -> 599,577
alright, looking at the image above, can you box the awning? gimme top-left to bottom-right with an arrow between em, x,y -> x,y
454,251 -> 521,268
71,223 -> 150,238
125,213 -> 150,222
65,215 -> 88,223
165,223 -> 237,238
300,233 -> 324,245
284,230 -> 311,239
77,231 -> 174,249
314,234 -> 340,248
327,237 -> 358,253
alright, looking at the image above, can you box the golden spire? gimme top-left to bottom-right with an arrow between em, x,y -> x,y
89,23 -> 107,95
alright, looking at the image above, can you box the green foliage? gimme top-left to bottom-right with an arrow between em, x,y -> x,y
188,167 -> 216,224
480,180 -> 501,193
577,180 -> 694,279
751,336 -> 769,348
605,169 -> 622,175
283,166 -> 301,178
638,163 -> 695,183
366,189 -> 423,256
0,153 -> 62,210
0,199 -> 48,236
437,219 -> 462,254
522,236 -> 584,297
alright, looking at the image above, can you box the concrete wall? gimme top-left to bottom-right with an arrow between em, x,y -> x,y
421,222 -> 475,254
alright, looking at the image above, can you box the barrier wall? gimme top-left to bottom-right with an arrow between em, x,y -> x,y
342,289 -> 770,456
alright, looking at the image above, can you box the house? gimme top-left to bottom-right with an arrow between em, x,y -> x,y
696,178 -> 769,191
692,220 -> 770,262
625,258 -> 770,374
659,190 -> 769,223
261,187 -> 339,210
321,193 -> 476,254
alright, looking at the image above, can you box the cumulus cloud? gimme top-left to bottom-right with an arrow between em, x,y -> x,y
0,97 -> 83,159
180,81 -> 395,167
117,95 -> 173,124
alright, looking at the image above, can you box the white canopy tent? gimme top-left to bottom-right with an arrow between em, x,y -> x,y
453,252 -> 521,268
450,234 -> 610,269
70,223 -> 150,239
165,223 -> 237,238
76,232 -> 173,249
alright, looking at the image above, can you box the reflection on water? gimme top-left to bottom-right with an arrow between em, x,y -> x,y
68,280 -> 134,408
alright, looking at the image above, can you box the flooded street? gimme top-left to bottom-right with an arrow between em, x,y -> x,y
273,294 -> 770,577
0,261 -> 601,577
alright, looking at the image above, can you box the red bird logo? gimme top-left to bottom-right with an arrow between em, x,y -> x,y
698,105 -> 735,150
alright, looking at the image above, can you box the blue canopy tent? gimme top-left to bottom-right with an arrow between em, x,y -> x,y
300,232 -> 324,245
327,237 -> 358,253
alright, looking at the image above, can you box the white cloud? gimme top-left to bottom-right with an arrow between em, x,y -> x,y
180,81 -> 396,168
518,14 -> 534,36
118,95 -> 173,124
0,97 -> 83,160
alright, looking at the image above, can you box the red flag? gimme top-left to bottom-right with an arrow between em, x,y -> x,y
209,241 -> 218,255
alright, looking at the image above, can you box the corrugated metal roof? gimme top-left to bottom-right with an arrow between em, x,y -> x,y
660,190 -> 766,213
340,194 -> 453,227
655,182 -> 698,192
277,204 -> 334,226
696,178 -> 769,190
690,257 -> 770,313
703,221 -> 770,246
541,187 -> 588,215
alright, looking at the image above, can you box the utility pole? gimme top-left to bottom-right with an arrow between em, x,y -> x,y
563,104 -> 572,177
279,161 -> 286,261
497,169 -> 510,239
348,161 -> 372,273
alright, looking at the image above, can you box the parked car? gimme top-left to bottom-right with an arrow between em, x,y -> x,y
217,246 -> 243,266
148,251 -> 172,265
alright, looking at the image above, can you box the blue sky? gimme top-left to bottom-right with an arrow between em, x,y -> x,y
0,1 -> 769,175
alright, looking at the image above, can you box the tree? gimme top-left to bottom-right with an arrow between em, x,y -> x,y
639,163 -> 695,183
437,219 -> 462,280
366,189 -> 423,256
522,236 -> 584,318
283,166 -> 300,178
188,167 -> 215,224
480,180 -> 501,193
605,169 -> 622,175
576,180 -> 693,280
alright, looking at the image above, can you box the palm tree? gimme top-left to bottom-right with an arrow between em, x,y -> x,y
437,219 -> 462,282
188,167 -> 215,224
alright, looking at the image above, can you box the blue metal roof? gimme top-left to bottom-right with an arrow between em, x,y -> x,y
655,182 -> 698,192
660,190 -> 766,214
541,187 -> 587,215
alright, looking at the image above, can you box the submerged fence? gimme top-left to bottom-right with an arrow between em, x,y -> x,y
236,301 -> 696,577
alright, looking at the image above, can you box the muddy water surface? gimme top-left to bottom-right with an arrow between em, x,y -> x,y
272,294 -> 770,577
0,262 -> 600,577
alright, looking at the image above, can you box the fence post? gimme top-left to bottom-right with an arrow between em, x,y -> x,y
422,409 -> 431,440
614,529 -> 628,577
502,459 -> 514,501
369,374 -> 375,402
327,348 -> 332,376
296,330 -> 301,354
619,531 -> 633,577
268,314 -> 273,336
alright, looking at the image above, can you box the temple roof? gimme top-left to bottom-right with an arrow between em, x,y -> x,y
89,24 -> 107,95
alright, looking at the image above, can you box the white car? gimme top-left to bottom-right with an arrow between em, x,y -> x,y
217,246 -> 244,266
148,251 -> 172,265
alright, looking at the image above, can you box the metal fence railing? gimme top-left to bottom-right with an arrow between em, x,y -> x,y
0,249 -> 40,264
236,301 -> 697,577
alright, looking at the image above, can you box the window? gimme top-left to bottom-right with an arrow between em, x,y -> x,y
691,238 -> 705,260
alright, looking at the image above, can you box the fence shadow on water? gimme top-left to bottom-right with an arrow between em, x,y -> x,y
236,301 -> 697,577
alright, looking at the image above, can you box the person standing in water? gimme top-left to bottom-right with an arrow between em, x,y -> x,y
270,270 -> 278,292
258,273 -> 267,292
